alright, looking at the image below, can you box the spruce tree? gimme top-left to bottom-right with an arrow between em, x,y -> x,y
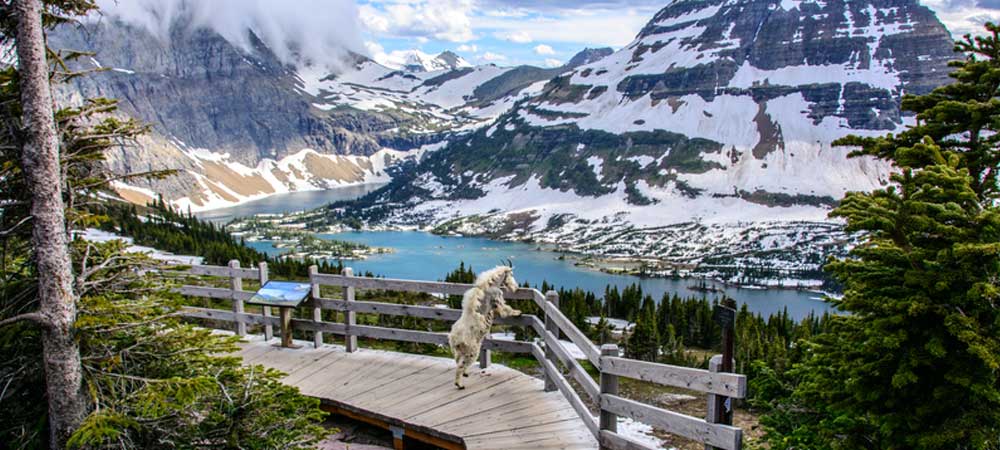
626,297 -> 659,362
0,2 -> 328,447
764,23 -> 1000,449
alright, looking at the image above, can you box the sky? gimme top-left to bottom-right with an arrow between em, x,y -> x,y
94,0 -> 1000,70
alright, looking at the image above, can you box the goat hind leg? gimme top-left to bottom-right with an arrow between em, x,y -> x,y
455,352 -> 476,389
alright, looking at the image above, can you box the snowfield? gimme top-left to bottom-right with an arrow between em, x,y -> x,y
76,229 -> 203,265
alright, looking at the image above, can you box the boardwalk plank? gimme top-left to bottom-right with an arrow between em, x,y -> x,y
233,336 -> 598,450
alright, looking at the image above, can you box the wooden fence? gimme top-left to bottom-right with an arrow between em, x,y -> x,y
176,261 -> 747,450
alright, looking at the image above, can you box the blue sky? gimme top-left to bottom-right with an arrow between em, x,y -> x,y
358,0 -> 667,67
359,0 -> 1000,68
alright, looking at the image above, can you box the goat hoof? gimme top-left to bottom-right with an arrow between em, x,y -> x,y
463,373 -> 470,378
455,384 -> 465,390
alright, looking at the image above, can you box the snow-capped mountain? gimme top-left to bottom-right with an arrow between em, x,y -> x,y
48,18 -> 598,212
321,0 -> 955,277
376,50 -> 473,72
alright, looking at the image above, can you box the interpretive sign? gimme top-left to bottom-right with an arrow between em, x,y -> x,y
247,281 -> 312,308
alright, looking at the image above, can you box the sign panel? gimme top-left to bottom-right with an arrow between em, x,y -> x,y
713,304 -> 736,328
246,281 -> 312,308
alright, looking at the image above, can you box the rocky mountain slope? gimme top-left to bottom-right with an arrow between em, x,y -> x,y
318,0 -> 955,281
50,18 -> 607,212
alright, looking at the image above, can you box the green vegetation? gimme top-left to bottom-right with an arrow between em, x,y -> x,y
0,3 -> 327,447
105,202 -> 347,280
226,217 -> 387,259
753,25 -> 1000,449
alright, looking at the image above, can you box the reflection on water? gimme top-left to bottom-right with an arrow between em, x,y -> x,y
247,230 -> 835,320
195,183 -> 387,223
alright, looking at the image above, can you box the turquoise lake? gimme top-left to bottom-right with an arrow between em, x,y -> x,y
196,183 -> 387,223
246,230 -> 834,320
196,185 -> 836,321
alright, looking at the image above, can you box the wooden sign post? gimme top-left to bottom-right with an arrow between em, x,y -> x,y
707,297 -> 737,449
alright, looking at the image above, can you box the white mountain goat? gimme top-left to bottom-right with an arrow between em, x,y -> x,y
448,265 -> 521,389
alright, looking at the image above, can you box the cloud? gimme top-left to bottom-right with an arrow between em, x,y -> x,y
534,44 -> 555,55
365,40 -> 385,56
480,0 -> 665,9
498,30 -> 533,43
919,0 -> 1000,36
360,0 -> 476,42
544,58 -> 562,67
457,44 -> 478,52
479,52 -> 507,61
93,0 -> 365,71
479,7 -> 653,47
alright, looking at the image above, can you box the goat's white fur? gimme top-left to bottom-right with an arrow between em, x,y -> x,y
448,266 -> 521,389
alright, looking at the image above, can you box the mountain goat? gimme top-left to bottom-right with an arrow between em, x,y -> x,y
449,265 -> 521,389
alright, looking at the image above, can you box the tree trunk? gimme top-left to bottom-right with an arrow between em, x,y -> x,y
13,0 -> 87,447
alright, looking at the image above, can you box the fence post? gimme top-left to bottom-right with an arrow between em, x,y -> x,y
309,265 -> 322,348
544,290 -> 560,392
708,298 -> 737,449
706,355 -> 738,450
599,344 -> 620,448
259,261 -> 272,341
229,260 -> 246,337
343,267 -> 358,352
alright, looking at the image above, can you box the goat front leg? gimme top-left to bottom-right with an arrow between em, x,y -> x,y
493,295 -> 521,317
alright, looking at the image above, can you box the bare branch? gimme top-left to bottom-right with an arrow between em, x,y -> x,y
0,311 -> 51,329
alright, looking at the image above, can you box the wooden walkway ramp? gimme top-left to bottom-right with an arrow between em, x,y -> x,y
237,335 -> 598,450
185,263 -> 748,450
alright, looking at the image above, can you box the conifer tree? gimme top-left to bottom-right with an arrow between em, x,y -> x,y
764,23 -> 1000,449
0,2 -> 328,447
626,297 -> 659,361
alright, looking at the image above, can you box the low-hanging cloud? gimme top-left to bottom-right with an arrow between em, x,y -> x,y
93,0 -> 366,71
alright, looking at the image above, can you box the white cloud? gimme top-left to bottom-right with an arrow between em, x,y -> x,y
544,58 -> 562,67
920,0 -> 1000,37
485,8 -> 530,18
457,44 -> 478,52
479,52 -> 508,61
360,0 -> 476,42
93,0 -> 365,71
479,7 -> 652,47
534,44 -> 555,55
365,40 -> 385,56
498,30 -> 533,43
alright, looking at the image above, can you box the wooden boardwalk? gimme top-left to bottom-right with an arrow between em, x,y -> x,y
186,264 -> 747,450
236,335 -> 599,450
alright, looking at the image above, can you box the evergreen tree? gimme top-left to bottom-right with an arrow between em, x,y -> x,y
626,296 -> 659,361
444,261 -> 475,309
592,314 -> 613,345
763,24 -> 1000,449
0,3 -> 328,447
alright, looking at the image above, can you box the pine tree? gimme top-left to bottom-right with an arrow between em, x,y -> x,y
592,314 -> 613,345
0,2 -> 328,447
764,23 -> 1000,449
626,296 -> 659,362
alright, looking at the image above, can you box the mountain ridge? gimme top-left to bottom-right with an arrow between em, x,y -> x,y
49,19 -> 611,211
309,0 -> 955,277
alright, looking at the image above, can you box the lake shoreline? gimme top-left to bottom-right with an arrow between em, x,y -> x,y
244,230 -> 834,319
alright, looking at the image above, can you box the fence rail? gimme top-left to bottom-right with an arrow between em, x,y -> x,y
176,261 -> 746,450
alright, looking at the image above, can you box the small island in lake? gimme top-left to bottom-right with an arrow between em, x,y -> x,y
227,217 -> 392,260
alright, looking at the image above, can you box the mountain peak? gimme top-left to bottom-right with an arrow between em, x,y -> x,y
435,51 -> 473,70
567,47 -> 614,68
378,49 -> 473,73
